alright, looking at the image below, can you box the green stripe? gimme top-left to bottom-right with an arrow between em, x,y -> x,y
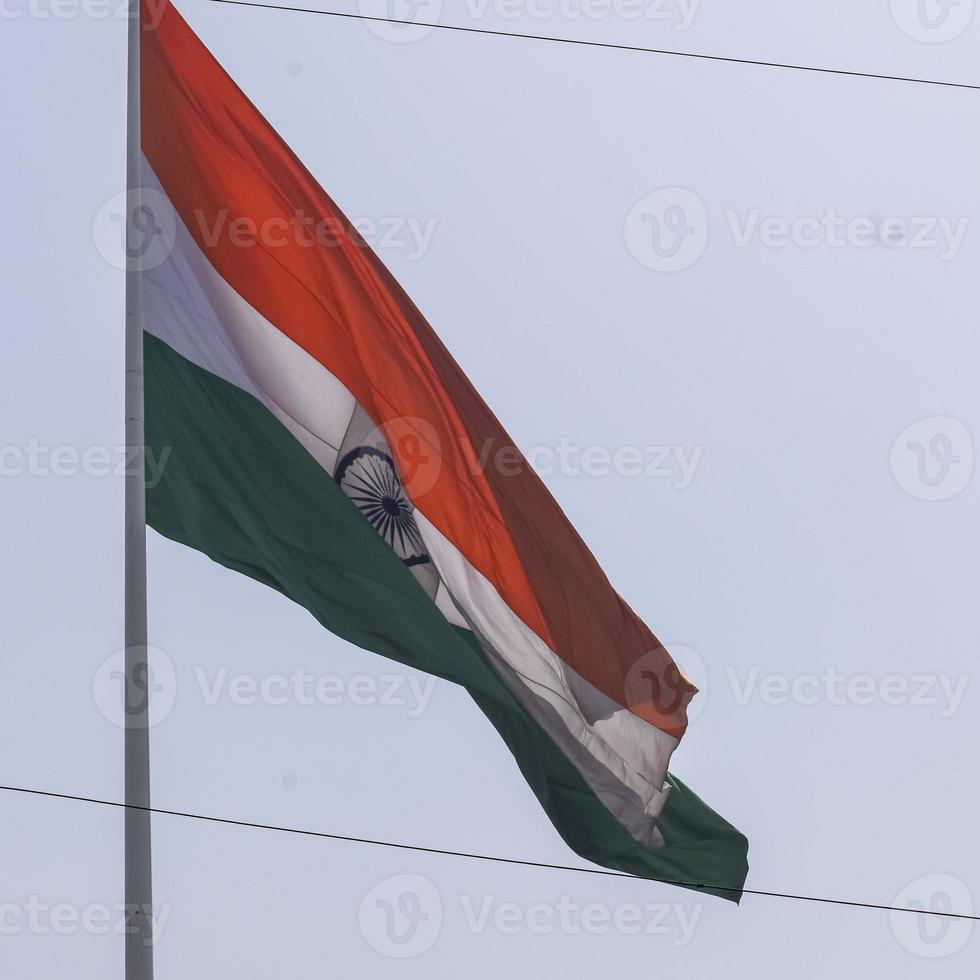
144,331 -> 748,901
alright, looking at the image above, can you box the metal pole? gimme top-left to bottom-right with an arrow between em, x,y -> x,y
125,0 -> 154,974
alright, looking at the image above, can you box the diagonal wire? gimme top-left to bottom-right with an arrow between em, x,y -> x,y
2,783 -> 977,921
207,0 -> 980,93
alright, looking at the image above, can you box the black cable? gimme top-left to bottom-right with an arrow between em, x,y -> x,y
2,783 -> 976,920
207,0 -> 980,93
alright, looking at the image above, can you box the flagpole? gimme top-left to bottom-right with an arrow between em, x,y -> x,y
125,0 -> 154,974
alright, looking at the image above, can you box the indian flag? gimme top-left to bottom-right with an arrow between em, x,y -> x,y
138,0 -> 748,900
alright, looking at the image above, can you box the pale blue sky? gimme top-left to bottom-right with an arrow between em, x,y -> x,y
2,1 -> 979,975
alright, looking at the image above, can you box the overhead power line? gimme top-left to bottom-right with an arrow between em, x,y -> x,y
2,783 -> 976,921
208,0 -> 980,93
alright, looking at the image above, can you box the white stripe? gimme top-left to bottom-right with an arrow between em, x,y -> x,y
139,157 -> 356,474
415,512 -> 675,825
434,581 -> 470,629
